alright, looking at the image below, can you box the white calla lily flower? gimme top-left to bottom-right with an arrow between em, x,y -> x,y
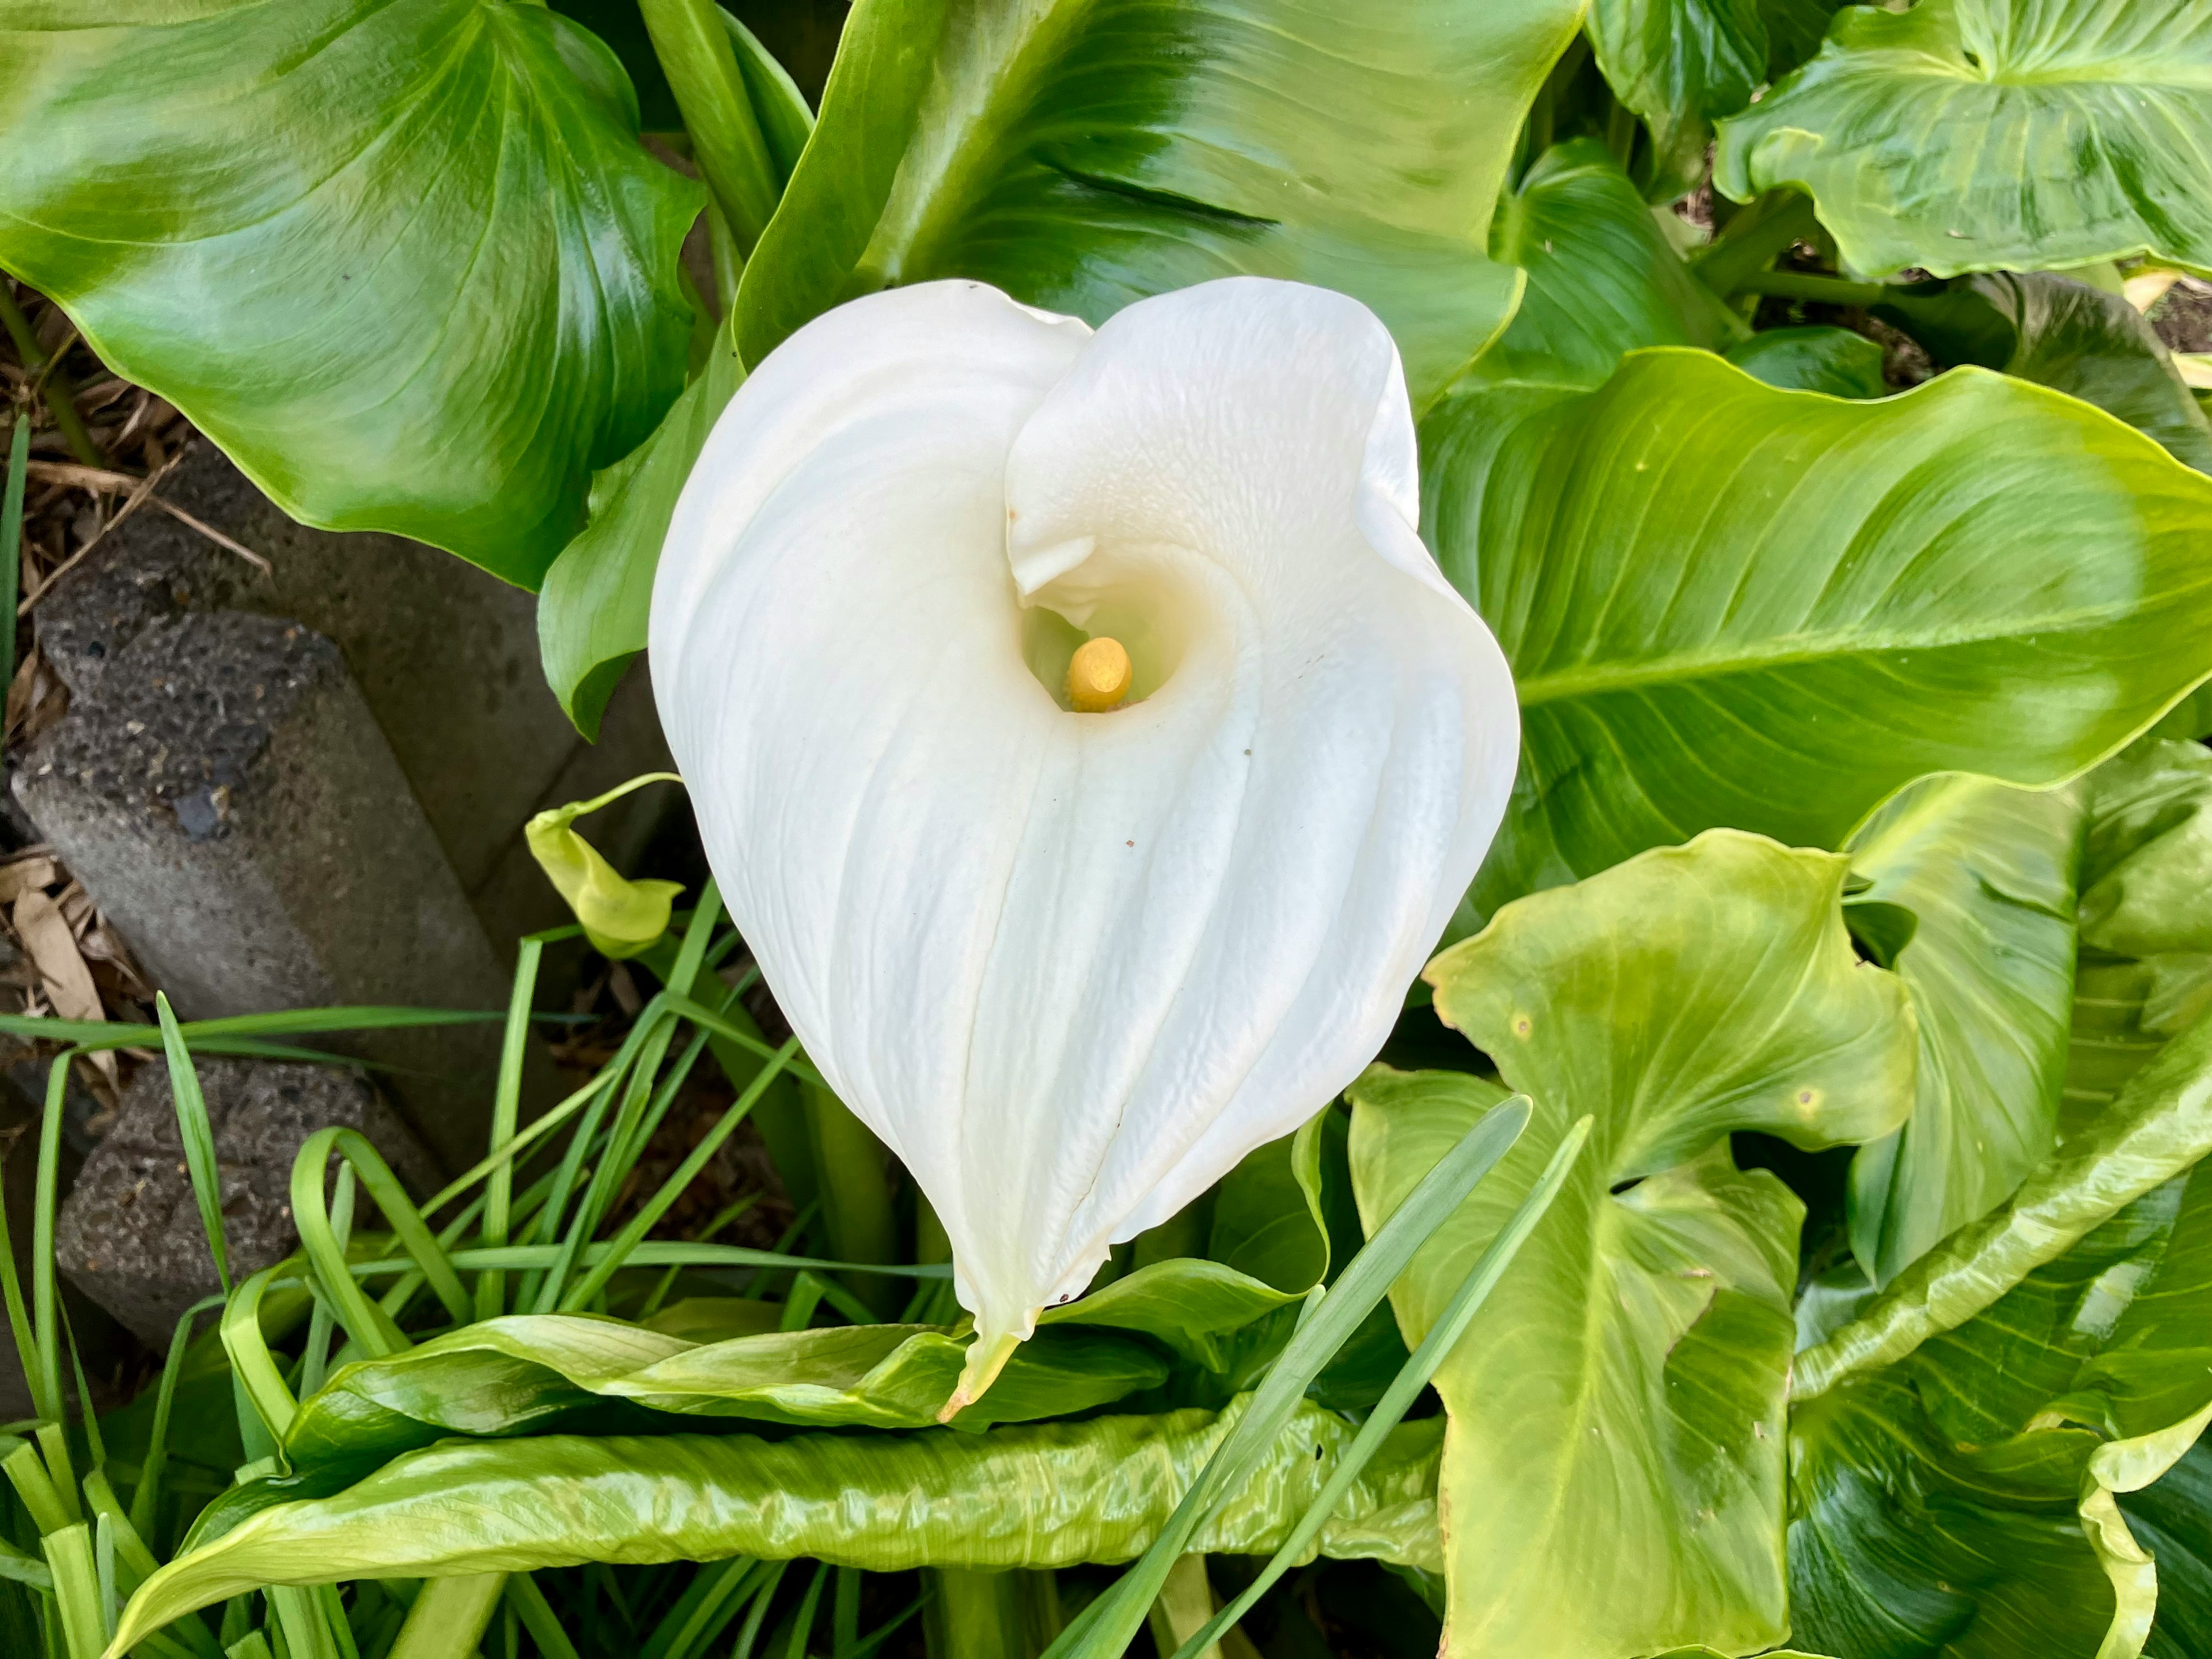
652,276 -> 1518,1407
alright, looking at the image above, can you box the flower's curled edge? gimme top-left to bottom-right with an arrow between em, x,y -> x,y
525,772 -> 687,959
651,276 -> 1520,1406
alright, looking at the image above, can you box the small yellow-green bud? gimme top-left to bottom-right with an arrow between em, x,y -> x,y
525,772 -> 685,959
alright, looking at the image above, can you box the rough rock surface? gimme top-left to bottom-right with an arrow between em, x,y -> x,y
15,611 -> 523,1171
55,1058 -> 437,1348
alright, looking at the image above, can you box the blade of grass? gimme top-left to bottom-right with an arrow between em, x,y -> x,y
292,1128 -> 471,1354
419,1062 -> 622,1221
346,1242 -> 950,1279
637,1195 -> 760,1320
155,998 -> 230,1294
660,996 -> 828,1090
298,1165 -> 355,1399
783,1563 -> 830,1659
0,1115 -> 54,1422
1040,1096 -> 1538,1659
31,1055 -> 72,1422
558,1036 -> 804,1312
501,1576 -> 579,1659
1170,1116 -> 1592,1659
219,1270 -> 305,1444
476,938 -> 545,1321
128,1298 -> 223,1540
528,1008 -> 679,1313
2,411 -> 27,694
729,1561 -> 789,1659
0,1006 -> 517,1052
640,1556 -> 758,1659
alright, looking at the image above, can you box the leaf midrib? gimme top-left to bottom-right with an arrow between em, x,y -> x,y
1513,600 -> 2169,707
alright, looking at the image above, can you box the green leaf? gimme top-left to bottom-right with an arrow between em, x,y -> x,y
1420,349 -> 2212,933
1787,1372 -> 2136,1659
1843,776 -> 2085,1285
1471,138 -> 1741,392
2120,1434 -> 2212,1659
1714,1 -> 2212,282
0,1 -> 703,588
538,319 -> 747,736
1796,1001 -> 2212,1400
110,1399 -> 1445,1650
1205,1114 -> 1330,1297
281,1314 -> 1167,1467
1585,0 -> 1768,191
1027,1113 -> 1338,1377
1789,1148 -> 2212,1658
1724,325 -> 1887,397
1349,831 -> 1915,1657
1877,274 -> 2212,472
734,0 -> 1585,403
2066,741 -> 2212,1135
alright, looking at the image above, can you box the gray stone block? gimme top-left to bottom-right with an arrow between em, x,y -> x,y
55,1057 -> 437,1348
33,441 -> 677,953
16,611 -> 527,1172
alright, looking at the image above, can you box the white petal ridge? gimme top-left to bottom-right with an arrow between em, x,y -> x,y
651,276 -> 1518,1357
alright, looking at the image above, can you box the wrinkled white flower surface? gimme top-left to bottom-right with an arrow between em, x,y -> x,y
652,276 -> 1518,1397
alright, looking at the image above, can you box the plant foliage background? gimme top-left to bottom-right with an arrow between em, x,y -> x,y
6,0 -> 2212,1656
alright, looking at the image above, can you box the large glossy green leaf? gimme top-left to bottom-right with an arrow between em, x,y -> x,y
1796,1002 -> 2212,1400
0,0 -> 703,588
1470,139 -> 1740,393
1843,776 -> 2085,1286
110,1397 -> 1444,1650
1420,349 -> 2212,932
538,323 -> 745,737
1878,274 -> 2212,472
535,11 -> 812,731
733,0 -> 1584,402
1348,831 -> 1914,1657
1714,1 -> 2212,282
1789,1146 -> 2212,1657
1788,1372 -> 2138,1659
2066,741 -> 2212,1135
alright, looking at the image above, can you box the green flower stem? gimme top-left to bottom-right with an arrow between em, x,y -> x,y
924,1569 -> 1063,1659
1147,1557 -> 1228,1659
387,1573 -> 506,1659
1690,191 -> 1820,298
0,284 -> 104,468
805,1081 -> 902,1319
637,0 -> 780,253
1732,270 -> 1896,308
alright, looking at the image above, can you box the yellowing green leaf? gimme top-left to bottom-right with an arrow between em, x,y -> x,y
1349,831 -> 1914,1657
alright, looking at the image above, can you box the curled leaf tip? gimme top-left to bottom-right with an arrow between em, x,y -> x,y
524,771 -> 686,958
940,1330 -> 1023,1422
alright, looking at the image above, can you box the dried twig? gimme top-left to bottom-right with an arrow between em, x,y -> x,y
18,446 -> 183,615
25,460 -> 139,493
151,496 -> 272,575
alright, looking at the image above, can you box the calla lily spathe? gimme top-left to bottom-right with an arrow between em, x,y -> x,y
651,276 -> 1518,1399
